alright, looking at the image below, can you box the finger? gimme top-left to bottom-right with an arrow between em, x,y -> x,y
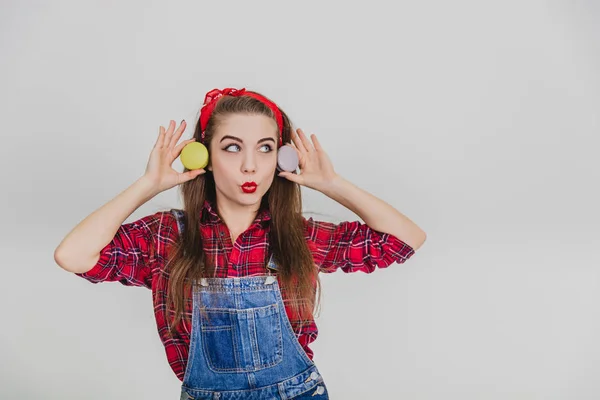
168,120 -> 187,148
166,120 -> 176,136
292,129 -> 307,153
174,137 -> 196,154
180,169 -> 206,182
311,134 -> 324,152
162,121 -> 175,148
278,171 -> 301,184
294,146 -> 305,167
156,126 -> 167,148
296,129 -> 314,152
159,120 -> 176,148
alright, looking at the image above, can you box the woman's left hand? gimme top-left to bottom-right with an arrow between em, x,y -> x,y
278,128 -> 339,192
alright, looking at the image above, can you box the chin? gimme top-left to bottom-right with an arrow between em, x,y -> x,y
238,191 -> 260,201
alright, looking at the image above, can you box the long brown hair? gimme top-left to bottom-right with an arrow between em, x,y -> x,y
165,92 -> 321,336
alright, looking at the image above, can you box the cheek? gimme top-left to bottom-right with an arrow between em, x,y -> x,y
214,170 -> 236,185
263,158 -> 277,177
209,154 -> 228,174
210,161 -> 233,183
262,171 -> 276,187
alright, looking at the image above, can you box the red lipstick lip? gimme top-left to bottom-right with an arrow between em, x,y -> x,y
241,182 -> 257,193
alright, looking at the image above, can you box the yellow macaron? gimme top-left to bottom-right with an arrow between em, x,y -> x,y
180,142 -> 209,170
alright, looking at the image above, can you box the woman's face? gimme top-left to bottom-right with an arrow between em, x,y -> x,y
208,113 -> 279,208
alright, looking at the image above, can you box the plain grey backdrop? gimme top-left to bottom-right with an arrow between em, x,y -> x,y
1,1 -> 599,399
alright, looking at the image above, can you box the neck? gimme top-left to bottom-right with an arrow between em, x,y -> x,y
214,196 -> 262,236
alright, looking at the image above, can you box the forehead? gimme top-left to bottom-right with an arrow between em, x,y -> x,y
215,113 -> 278,140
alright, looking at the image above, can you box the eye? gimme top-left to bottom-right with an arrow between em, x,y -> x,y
223,144 -> 274,153
260,144 -> 273,153
224,143 -> 240,152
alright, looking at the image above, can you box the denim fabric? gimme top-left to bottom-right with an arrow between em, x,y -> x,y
179,275 -> 328,400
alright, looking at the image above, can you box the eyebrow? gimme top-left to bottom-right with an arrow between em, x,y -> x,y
219,135 -> 276,144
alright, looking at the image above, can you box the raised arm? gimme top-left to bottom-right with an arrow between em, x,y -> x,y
54,177 -> 160,273
320,175 -> 426,251
277,128 -> 427,251
54,120 -> 204,274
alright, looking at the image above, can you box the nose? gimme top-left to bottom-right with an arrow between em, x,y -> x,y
242,152 -> 257,173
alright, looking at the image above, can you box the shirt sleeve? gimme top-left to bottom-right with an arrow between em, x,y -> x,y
74,211 -> 177,288
303,217 -> 416,274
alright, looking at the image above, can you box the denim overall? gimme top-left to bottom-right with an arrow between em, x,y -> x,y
172,210 -> 329,400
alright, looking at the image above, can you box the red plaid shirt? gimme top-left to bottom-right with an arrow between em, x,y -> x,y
75,199 -> 415,381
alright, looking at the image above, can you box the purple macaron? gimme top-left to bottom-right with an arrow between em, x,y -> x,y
276,145 -> 299,173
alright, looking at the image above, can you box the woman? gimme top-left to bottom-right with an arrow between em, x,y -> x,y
54,88 -> 426,399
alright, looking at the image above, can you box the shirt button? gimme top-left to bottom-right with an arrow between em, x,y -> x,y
310,372 -> 319,380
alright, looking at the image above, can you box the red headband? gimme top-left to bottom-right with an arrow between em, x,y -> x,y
199,88 -> 284,146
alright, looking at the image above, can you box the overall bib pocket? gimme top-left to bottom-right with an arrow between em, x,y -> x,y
199,303 -> 283,372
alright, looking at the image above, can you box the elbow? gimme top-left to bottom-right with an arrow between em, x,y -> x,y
418,231 -> 427,249
54,246 -> 98,274
410,231 -> 427,252
54,246 -> 69,271
54,248 -> 81,273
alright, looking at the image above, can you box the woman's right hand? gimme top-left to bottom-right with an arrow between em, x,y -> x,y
143,120 -> 206,193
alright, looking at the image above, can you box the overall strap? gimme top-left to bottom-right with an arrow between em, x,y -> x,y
170,209 -> 185,236
170,208 -> 277,273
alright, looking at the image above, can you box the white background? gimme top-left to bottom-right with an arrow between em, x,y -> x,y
1,1 -> 599,399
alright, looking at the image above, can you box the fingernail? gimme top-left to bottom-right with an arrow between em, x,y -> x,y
181,119 -> 185,123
